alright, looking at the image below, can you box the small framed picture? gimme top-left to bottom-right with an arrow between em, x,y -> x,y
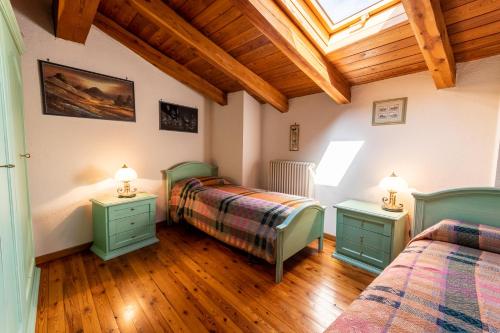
372,97 -> 407,125
289,123 -> 299,151
159,101 -> 198,133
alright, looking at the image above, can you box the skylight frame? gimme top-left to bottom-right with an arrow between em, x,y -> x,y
305,0 -> 400,34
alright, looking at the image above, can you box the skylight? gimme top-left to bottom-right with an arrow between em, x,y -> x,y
317,0 -> 383,24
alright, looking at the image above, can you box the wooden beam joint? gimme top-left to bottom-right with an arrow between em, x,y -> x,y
402,0 -> 456,88
54,0 -> 101,44
233,0 -> 351,104
128,0 -> 288,112
94,13 -> 227,105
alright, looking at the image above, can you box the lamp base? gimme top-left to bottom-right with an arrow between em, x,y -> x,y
118,193 -> 137,198
381,203 -> 403,212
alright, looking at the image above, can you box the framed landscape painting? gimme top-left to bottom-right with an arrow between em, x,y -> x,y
159,101 -> 198,133
39,60 -> 135,122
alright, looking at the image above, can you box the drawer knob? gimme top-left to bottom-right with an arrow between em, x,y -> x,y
131,208 -> 135,211
131,222 -> 135,225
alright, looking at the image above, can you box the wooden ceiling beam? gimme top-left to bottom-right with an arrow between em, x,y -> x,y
53,0 -> 101,44
402,0 -> 456,88
233,0 -> 351,104
127,0 -> 288,112
93,13 -> 227,105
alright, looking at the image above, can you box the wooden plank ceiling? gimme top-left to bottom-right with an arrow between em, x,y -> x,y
58,0 -> 500,108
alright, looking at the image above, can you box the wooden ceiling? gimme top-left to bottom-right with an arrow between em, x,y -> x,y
53,0 -> 500,112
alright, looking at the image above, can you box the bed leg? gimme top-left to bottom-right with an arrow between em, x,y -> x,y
275,259 -> 283,283
318,234 -> 324,252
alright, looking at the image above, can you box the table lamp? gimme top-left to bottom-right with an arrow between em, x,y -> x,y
115,164 -> 138,198
379,172 -> 408,212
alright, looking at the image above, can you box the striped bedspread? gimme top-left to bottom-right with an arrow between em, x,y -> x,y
169,177 -> 315,263
326,219 -> 500,333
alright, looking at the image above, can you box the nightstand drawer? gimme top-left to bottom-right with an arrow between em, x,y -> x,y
109,203 -> 150,220
360,246 -> 390,269
109,212 -> 151,235
338,238 -> 362,258
361,230 -> 390,253
342,214 -> 391,236
361,220 -> 389,236
110,225 -> 154,250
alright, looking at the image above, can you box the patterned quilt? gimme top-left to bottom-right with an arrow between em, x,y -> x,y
326,219 -> 500,333
169,177 -> 315,263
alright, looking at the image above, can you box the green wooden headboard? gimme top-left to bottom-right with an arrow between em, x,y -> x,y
162,161 -> 218,221
412,187 -> 500,237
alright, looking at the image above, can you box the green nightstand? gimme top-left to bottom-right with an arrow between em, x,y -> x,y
90,193 -> 159,260
333,200 -> 408,274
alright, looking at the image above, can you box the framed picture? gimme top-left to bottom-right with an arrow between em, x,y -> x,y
159,101 -> 198,133
38,60 -> 135,122
372,97 -> 407,125
289,123 -> 299,151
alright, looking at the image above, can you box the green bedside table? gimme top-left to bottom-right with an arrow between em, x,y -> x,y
333,200 -> 408,274
90,193 -> 159,260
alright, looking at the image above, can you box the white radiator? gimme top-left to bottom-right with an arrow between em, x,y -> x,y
268,160 -> 315,198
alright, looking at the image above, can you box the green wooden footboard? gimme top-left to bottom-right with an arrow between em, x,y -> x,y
275,203 -> 325,283
163,161 -> 325,283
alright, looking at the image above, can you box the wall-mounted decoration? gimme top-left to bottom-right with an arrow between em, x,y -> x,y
372,97 -> 407,125
38,60 -> 135,122
159,101 -> 198,133
289,123 -> 300,151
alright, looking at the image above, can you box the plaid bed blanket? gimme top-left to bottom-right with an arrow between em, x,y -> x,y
326,219 -> 500,333
169,177 -> 315,263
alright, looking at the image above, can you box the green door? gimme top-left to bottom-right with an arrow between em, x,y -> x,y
3,17 -> 35,312
0,9 -> 24,333
0,1 -> 38,331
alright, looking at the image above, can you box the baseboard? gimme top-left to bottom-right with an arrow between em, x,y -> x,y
324,233 -> 336,241
35,242 -> 93,265
35,220 -> 168,265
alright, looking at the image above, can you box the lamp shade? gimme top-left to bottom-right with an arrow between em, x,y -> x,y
115,164 -> 138,182
379,172 -> 408,192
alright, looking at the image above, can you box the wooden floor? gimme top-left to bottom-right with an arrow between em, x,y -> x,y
35,224 -> 374,333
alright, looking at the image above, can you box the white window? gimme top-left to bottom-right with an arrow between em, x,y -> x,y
316,0 -> 382,24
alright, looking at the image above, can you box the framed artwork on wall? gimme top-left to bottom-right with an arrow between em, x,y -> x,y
38,60 -> 135,122
289,123 -> 300,151
372,97 -> 407,125
159,101 -> 198,133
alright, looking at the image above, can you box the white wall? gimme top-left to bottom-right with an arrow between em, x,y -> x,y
211,92 -> 244,184
261,55 -> 500,235
211,91 -> 262,187
242,92 -> 262,188
13,0 -> 211,256
496,95 -> 500,187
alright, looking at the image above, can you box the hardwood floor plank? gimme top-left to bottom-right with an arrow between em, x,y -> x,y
47,260 -> 66,333
131,252 -> 241,332
116,254 -> 201,333
184,239 -> 335,330
62,258 -> 85,333
36,224 -> 374,332
82,254 -> 120,333
154,240 -> 284,332
104,257 -> 174,333
156,229 -> 323,332
70,255 -> 105,333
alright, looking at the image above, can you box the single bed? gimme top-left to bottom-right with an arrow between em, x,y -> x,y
163,161 -> 325,283
326,187 -> 500,332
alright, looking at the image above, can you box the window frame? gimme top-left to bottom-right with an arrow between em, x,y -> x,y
304,0 -> 400,34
